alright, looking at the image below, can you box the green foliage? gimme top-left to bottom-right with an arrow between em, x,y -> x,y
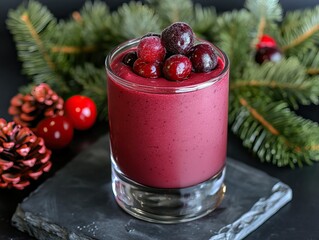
279,6 -> 319,55
235,58 -> 319,108
110,1 -> 161,42
70,64 -> 107,119
146,0 -> 193,26
245,0 -> 282,22
191,4 -> 217,39
6,1 -> 68,93
298,50 -> 319,74
6,0 -> 319,168
215,9 -> 253,79
229,92 -> 319,167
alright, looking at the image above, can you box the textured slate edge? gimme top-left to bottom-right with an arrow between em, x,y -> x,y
12,206 -> 91,240
210,182 -> 293,240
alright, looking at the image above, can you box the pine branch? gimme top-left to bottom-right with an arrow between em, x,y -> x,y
215,9 -> 254,79
6,1 -> 69,93
48,1 -> 113,73
280,6 -> 319,54
245,0 -> 282,22
48,1 -> 112,58
245,0 -> 282,48
231,58 -> 319,108
190,4 -> 217,39
229,92 -> 319,167
297,50 -> 319,75
146,0 -> 193,26
110,2 -> 161,42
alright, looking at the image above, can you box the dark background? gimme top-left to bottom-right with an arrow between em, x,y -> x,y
1,0 -> 319,239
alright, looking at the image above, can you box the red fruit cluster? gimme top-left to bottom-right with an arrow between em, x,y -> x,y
122,22 -> 219,81
3,86 -> 98,190
36,95 -> 97,150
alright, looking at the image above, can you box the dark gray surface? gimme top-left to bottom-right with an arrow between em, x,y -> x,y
11,136 -> 292,240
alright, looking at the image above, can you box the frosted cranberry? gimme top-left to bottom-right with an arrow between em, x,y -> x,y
255,47 -> 282,64
133,58 -> 162,78
137,36 -> 166,62
256,35 -> 277,49
163,54 -> 192,81
161,22 -> 194,55
188,43 -> 218,72
122,51 -> 137,67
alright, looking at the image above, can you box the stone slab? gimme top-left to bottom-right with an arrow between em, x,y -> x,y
12,135 -> 292,240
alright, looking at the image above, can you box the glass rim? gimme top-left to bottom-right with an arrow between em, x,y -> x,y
105,38 -> 229,94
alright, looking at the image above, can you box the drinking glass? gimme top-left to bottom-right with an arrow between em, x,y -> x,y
105,38 -> 229,223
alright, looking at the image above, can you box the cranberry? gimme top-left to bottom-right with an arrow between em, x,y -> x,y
36,116 -> 74,150
161,22 -> 194,55
188,43 -> 218,72
64,95 -> 97,130
122,51 -> 137,67
133,58 -> 162,78
255,47 -> 282,64
163,54 -> 192,81
137,36 -> 166,62
256,35 -> 277,49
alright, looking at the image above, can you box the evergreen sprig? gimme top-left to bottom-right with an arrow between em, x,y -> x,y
6,0 -> 319,168
232,58 -> 319,108
280,6 -> 319,54
229,91 -> 319,167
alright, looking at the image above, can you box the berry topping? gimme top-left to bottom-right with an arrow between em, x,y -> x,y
163,54 -> 192,81
188,43 -> 218,72
161,22 -> 194,55
256,34 -> 277,49
137,36 -> 166,62
133,58 -> 162,78
255,47 -> 282,64
122,51 -> 137,67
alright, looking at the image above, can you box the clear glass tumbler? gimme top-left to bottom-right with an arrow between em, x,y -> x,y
105,38 -> 229,223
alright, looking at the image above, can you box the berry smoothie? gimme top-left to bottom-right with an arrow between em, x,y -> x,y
107,44 -> 229,189
107,22 -> 229,191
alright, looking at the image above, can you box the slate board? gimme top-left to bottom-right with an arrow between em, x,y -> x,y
11,135 -> 292,240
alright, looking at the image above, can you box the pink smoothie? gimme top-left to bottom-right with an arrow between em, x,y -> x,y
107,40 -> 229,188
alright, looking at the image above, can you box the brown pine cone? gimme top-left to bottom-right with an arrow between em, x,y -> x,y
0,119 -> 52,190
8,83 -> 64,129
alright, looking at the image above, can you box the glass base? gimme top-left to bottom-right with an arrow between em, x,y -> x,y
111,159 -> 226,224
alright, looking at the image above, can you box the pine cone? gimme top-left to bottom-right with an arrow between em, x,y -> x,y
8,83 -> 64,129
0,119 -> 52,190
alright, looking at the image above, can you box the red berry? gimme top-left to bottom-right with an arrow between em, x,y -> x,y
256,35 -> 277,49
137,36 -> 166,62
64,95 -> 97,130
36,116 -> 73,150
255,47 -> 282,64
163,54 -> 192,81
161,22 -> 194,55
133,58 -> 162,78
188,43 -> 218,72
122,51 -> 137,67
